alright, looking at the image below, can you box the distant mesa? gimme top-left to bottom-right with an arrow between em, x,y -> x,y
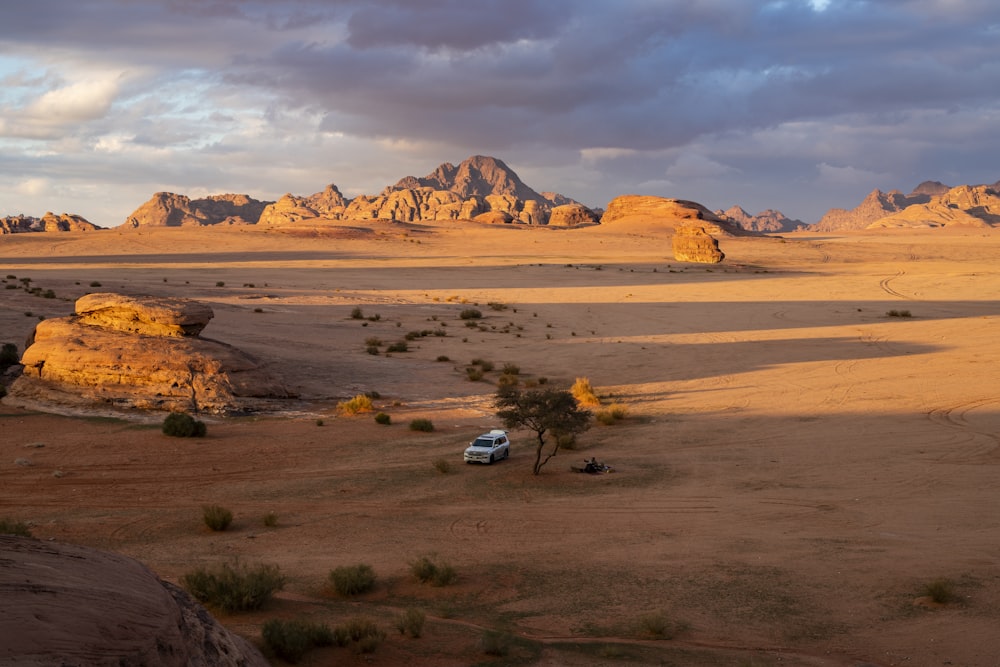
0,535 -> 269,667
124,192 -> 272,228
1,212 -> 101,234
6,293 -> 291,415
716,205 -> 806,233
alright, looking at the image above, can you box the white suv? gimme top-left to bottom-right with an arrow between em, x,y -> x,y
464,429 -> 511,464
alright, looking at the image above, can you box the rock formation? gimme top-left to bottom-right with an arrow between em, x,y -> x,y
717,205 -> 804,233
548,203 -> 600,227
815,181 -> 1000,230
600,195 -> 744,236
672,225 -> 725,263
1,212 -> 101,234
0,535 -> 269,667
6,293 -> 290,414
123,193 -> 271,228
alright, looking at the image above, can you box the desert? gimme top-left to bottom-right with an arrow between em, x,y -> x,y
2,219 -> 999,666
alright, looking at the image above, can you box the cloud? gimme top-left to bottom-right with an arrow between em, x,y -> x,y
0,0 -> 998,226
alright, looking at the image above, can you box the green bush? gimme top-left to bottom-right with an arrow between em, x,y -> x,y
410,554 -> 457,586
0,519 -> 32,537
0,343 -> 19,370
374,412 -> 391,425
341,616 -> 385,646
181,560 -> 285,612
459,308 -> 482,320
329,563 -> 377,596
162,412 -> 207,438
202,505 -> 233,531
396,608 -> 426,638
262,618 -> 333,663
409,418 -> 434,432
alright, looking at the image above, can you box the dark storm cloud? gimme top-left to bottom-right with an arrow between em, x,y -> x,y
1,0 -> 998,224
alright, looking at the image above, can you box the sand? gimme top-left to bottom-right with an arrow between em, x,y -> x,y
1,221 -> 999,666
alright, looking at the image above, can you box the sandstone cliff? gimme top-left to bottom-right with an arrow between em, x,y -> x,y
673,224 -> 725,263
867,184 -> 1000,228
600,195 -> 743,236
7,293 -> 290,414
813,189 -> 927,231
124,192 -> 272,227
1,212 -> 101,234
0,535 -> 269,667
717,205 -> 804,233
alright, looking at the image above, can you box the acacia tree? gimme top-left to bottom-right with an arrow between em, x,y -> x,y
494,384 -> 592,475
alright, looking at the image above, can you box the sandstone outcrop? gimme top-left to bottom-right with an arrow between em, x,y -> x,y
813,189 -> 925,231
548,203 -> 600,227
601,195 -> 743,236
124,192 -> 271,227
672,224 -> 725,263
0,535 -> 269,667
717,205 -> 804,233
7,293 -> 289,414
815,182 -> 1000,230
1,212 -> 101,234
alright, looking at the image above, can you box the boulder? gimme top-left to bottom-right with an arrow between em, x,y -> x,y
672,225 -> 725,263
0,535 -> 269,667
75,293 -> 215,337
7,294 -> 289,414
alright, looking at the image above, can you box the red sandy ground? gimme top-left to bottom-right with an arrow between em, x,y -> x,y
1,223 -> 999,666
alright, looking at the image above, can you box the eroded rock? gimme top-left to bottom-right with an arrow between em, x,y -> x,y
0,535 -> 269,667
672,225 -> 725,263
75,293 -> 215,337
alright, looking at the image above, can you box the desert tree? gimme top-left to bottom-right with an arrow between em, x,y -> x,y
494,384 -> 592,475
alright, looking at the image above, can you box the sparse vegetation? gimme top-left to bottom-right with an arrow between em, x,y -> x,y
635,611 -> 686,639
374,412 -> 391,425
341,616 -> 385,652
338,394 -> 374,415
466,366 -> 484,381
181,560 -> 285,612
922,578 -> 957,604
596,403 -> 629,425
162,412 -> 207,438
262,618 -> 334,663
215,281 -> 225,287
329,563 -> 377,596
571,377 -> 601,407
410,554 -> 457,586
409,418 -> 434,432
202,504 -> 233,531
386,341 -> 409,353
89,280 -> 101,287
0,519 -> 32,537
459,308 -> 482,320
395,608 -> 426,638
433,458 -> 452,474
350,306 -> 364,319
436,354 -> 450,362
470,358 -> 494,371
887,309 -> 913,318
0,343 -> 19,370
481,630 -> 511,656
495,385 -> 592,474
501,362 -> 520,375
263,511 -> 278,527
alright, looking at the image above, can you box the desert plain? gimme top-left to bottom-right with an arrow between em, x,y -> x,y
1,219 -> 999,666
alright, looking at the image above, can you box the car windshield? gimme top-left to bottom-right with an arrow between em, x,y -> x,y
472,437 -> 493,447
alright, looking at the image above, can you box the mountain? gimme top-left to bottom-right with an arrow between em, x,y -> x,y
814,180 -> 1000,230
1,212 -> 102,234
716,206 -> 805,233
126,156 -> 597,228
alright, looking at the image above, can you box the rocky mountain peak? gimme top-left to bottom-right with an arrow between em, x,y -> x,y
390,155 -> 547,202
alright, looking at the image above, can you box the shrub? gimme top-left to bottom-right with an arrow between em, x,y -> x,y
0,343 -> 19,370
262,619 -> 333,663
162,412 -> 207,437
338,394 -> 373,415
350,306 -> 364,319
501,362 -> 520,375
433,458 -> 451,474
386,341 -> 408,353
366,345 -> 380,355
365,336 -> 382,347
410,554 -> 457,586
342,616 -> 384,644
181,560 -> 285,612
470,358 -> 494,371
0,519 -> 32,537
887,309 -> 913,318
635,611 -> 684,639
329,563 -> 377,596
497,373 -> 519,387
262,512 -> 278,527
923,578 -> 957,604
481,630 -> 511,656
202,505 -> 233,531
596,404 -> 628,425
466,366 -> 483,381
571,377 -> 601,407
374,412 -> 391,425
436,355 -> 450,362
409,418 -> 434,432
459,308 -> 482,320
215,281 -> 225,287
315,418 -> 324,426
89,280 -> 101,287
41,289 -> 56,299
396,608 -> 426,638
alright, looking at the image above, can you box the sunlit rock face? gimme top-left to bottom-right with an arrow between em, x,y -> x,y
7,293 -> 290,415
0,535 -> 270,667
672,224 -> 725,264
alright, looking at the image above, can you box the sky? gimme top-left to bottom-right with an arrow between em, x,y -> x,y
1,0 -> 998,227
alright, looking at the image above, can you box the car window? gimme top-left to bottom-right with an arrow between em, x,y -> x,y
498,437 -> 506,444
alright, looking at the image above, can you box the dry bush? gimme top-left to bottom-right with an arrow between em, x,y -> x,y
329,563 -> 377,596
202,505 -> 233,531
571,377 -> 601,407
182,560 -> 285,612
338,394 -> 373,415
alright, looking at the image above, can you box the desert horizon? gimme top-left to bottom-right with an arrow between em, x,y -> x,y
2,220 -> 999,665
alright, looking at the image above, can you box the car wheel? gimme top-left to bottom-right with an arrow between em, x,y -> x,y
489,454 -> 494,464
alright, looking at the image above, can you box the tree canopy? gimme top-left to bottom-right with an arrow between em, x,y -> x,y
494,384 -> 592,474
